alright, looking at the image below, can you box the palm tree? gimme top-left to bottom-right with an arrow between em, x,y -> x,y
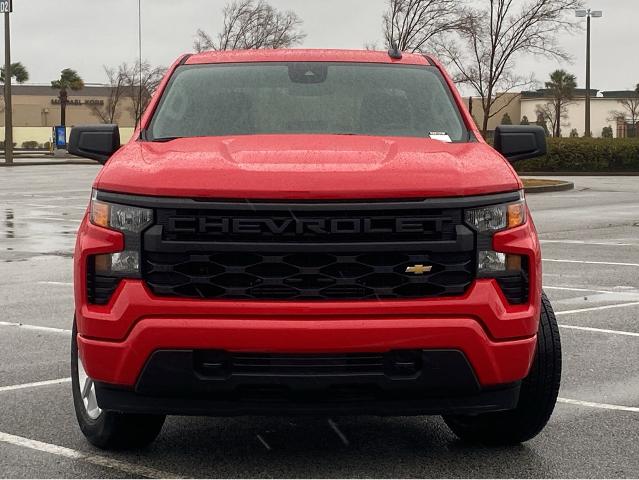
545,70 -> 577,137
51,68 -> 84,126
0,62 -> 29,84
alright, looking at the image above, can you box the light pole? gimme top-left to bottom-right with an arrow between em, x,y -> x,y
576,8 -> 602,137
3,1 -> 13,165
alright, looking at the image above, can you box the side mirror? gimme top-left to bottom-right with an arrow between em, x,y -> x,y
68,125 -> 120,164
493,125 -> 547,162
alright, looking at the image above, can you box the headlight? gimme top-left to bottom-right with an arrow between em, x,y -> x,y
94,251 -> 141,275
90,190 -> 153,233
89,190 -> 152,278
464,191 -> 526,233
478,250 -> 523,273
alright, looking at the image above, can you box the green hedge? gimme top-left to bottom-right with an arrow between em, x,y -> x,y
515,138 -> 639,172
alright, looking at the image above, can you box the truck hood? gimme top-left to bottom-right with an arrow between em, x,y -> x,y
96,135 -> 521,199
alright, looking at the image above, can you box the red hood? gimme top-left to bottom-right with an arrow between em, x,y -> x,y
95,135 -> 521,199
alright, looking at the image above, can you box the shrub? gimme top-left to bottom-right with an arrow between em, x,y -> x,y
21,140 -> 40,149
520,116 -> 530,125
601,126 -> 613,138
569,129 -> 579,138
500,113 -> 513,125
515,137 -> 639,172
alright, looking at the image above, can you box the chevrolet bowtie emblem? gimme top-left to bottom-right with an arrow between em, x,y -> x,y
405,264 -> 432,275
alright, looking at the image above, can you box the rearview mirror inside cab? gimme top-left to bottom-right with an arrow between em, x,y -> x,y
493,125 -> 547,162
68,124 -> 120,164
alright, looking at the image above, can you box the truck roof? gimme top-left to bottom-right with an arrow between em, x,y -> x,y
185,49 -> 432,66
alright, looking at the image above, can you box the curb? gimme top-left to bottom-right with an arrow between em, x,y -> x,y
0,160 -> 97,167
523,181 -> 574,194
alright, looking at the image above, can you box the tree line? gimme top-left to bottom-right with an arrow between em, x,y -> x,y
1,61 -> 166,127
191,0 -> 638,138
2,0 -> 638,137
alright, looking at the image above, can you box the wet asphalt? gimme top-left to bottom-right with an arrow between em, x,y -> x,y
0,166 -> 638,478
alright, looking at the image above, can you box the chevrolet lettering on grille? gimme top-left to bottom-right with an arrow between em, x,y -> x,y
166,216 -> 445,236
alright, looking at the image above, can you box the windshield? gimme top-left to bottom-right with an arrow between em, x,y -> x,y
148,62 -> 468,141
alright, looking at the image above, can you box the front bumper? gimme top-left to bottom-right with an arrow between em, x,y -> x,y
74,211 -> 541,415
94,347 -> 522,416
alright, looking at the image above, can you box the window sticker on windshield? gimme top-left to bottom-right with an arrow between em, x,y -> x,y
429,132 -> 452,143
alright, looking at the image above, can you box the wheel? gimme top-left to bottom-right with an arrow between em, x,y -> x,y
71,318 -> 166,449
443,292 -> 562,445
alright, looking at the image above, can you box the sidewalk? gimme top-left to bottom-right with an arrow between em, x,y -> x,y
0,154 -> 96,166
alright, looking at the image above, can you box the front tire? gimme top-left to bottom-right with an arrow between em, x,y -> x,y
71,318 -> 165,449
443,292 -> 562,445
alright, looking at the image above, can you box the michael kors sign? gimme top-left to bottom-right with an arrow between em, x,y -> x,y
51,98 -> 105,106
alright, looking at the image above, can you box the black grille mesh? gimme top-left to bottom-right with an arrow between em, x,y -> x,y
144,251 -> 473,300
143,201 -> 474,301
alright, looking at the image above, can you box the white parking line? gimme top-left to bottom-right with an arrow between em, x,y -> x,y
256,434 -> 272,451
328,418 -> 350,446
558,397 -> 639,413
544,258 -> 639,267
559,325 -> 639,338
0,378 -> 71,393
544,285 -> 618,294
0,321 -> 72,335
37,281 -> 73,286
541,240 -> 637,246
0,431 -> 183,479
555,301 -> 639,316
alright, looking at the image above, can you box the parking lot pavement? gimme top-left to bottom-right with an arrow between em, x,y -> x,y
0,167 -> 638,478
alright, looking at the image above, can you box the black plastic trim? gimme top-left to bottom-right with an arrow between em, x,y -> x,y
95,383 -> 520,416
94,348 -> 521,416
96,190 -> 522,211
143,224 -> 474,253
178,53 -> 192,66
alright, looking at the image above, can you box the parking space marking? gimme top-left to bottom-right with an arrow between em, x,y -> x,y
256,434 -> 272,451
559,325 -> 639,338
558,398 -> 639,413
544,285 -> 621,294
37,281 -> 73,286
541,240 -> 637,246
0,378 -> 71,393
328,418 -> 350,446
0,431 -> 183,479
544,258 -> 639,267
555,301 -> 639,316
0,321 -> 72,335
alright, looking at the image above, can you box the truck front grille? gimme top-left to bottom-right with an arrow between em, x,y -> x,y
143,250 -> 473,300
140,199 -> 477,301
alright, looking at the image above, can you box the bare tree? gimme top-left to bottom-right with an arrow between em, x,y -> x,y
119,61 -> 166,126
535,101 -> 568,138
382,0 -> 467,52
194,0 -> 306,52
437,0 -> 584,137
87,67 -> 126,124
609,90 -> 639,130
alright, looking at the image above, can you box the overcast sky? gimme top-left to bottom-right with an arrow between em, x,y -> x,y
7,0 -> 637,93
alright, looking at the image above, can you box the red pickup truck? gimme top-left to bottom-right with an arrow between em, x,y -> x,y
69,49 -> 561,449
